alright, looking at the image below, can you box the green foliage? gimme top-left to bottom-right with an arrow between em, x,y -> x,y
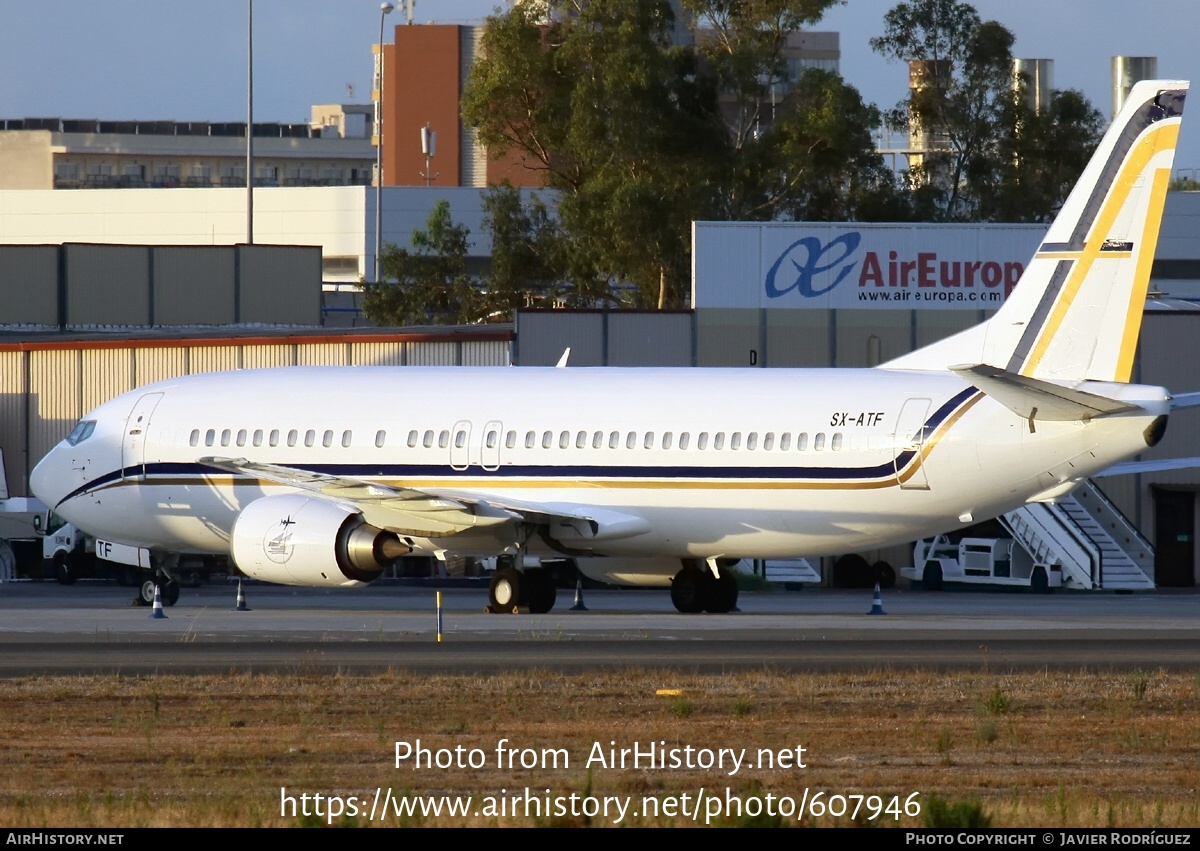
872,0 -> 1102,222
983,687 -> 1012,715
462,0 -> 895,308
922,794 -> 992,828
481,183 -> 564,318
363,200 -> 483,326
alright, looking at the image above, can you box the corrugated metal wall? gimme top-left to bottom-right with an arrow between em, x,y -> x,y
238,245 -> 321,325
516,312 -> 606,366
0,246 -> 58,325
65,245 -> 150,326
514,311 -> 692,367
0,244 -> 321,328
0,355 -> 26,492
0,332 -> 512,494
153,247 -> 236,325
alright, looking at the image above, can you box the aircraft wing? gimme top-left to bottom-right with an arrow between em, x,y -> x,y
197,456 -> 649,543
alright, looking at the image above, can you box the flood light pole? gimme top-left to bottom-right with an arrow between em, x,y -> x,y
375,2 -> 394,285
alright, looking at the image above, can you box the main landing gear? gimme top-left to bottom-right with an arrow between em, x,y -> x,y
487,559 -> 558,614
670,559 -> 738,614
134,554 -> 180,607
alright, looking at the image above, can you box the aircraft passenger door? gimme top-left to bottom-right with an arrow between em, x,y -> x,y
121,392 -> 164,481
450,420 -> 471,471
481,420 -> 503,472
893,398 -> 931,491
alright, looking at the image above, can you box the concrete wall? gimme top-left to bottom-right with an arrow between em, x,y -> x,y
0,131 -> 52,189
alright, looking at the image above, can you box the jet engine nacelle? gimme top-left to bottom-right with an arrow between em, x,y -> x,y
230,494 -> 409,587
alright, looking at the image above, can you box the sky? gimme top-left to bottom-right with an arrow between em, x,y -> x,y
1,0 -> 1197,170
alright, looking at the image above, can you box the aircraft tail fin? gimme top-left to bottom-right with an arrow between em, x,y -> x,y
884,80 -> 1188,382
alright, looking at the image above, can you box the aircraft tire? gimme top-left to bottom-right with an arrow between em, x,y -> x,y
670,565 -> 708,614
874,560 -> 896,589
138,579 -> 157,606
54,552 -> 76,585
921,561 -> 943,591
704,568 -> 738,614
164,579 -> 180,607
489,566 -> 521,613
1030,566 -> 1050,594
525,569 -> 557,614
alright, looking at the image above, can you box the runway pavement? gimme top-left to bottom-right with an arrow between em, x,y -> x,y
0,579 -> 1196,675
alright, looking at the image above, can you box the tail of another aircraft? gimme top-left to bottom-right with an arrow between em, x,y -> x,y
884,80 -> 1188,383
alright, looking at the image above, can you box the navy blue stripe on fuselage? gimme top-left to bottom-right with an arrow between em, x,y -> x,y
57,388 -> 979,505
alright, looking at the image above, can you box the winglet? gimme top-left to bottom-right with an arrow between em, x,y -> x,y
555,347 -> 571,368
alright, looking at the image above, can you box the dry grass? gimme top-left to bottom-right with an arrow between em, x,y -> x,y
1,668 -> 1198,827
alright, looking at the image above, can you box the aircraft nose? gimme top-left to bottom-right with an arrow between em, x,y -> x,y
29,447 -> 66,509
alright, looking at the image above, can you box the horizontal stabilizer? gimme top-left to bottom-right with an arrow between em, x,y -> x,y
950,364 -> 1138,422
1169,392 -> 1200,408
1097,456 -> 1200,477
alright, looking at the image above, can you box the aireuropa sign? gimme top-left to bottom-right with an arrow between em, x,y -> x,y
692,221 -> 1046,310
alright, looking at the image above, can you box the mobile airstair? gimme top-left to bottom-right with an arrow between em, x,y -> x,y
999,480 -> 1155,590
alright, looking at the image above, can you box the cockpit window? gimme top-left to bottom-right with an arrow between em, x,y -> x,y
66,420 -> 96,446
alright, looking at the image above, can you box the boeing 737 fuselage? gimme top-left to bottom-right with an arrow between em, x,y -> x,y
29,80 -> 1189,614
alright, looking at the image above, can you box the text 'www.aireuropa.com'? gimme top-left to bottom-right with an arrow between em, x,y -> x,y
280,786 -> 921,826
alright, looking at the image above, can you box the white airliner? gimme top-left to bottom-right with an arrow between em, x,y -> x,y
30,80 -> 1188,614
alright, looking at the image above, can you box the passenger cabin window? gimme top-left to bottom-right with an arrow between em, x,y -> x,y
608,432 -> 620,449
796,432 -> 808,451
831,432 -> 843,451
526,431 -> 536,449
714,432 -> 725,450
220,429 -> 231,447
269,429 -> 280,447
662,432 -> 673,450
236,429 -> 247,447
438,430 -> 449,449
731,432 -> 742,450
644,432 -> 654,449
506,431 -> 516,450
188,429 -> 200,448
626,432 -> 637,450
747,432 -> 758,451
322,430 -> 333,449
559,431 -> 570,449
779,433 -> 791,451
343,430 -> 353,448
485,430 -> 497,450
407,430 -> 418,448
814,433 -> 826,451
576,431 -> 587,449
763,432 -> 774,451
456,430 -> 469,449
304,430 -> 316,448
375,430 -> 386,448
542,431 -> 552,449
698,432 -> 709,450
592,431 -> 603,449
252,429 -> 263,447
423,430 -> 434,449
205,429 -> 216,447
679,432 -> 690,450
287,429 -> 298,448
